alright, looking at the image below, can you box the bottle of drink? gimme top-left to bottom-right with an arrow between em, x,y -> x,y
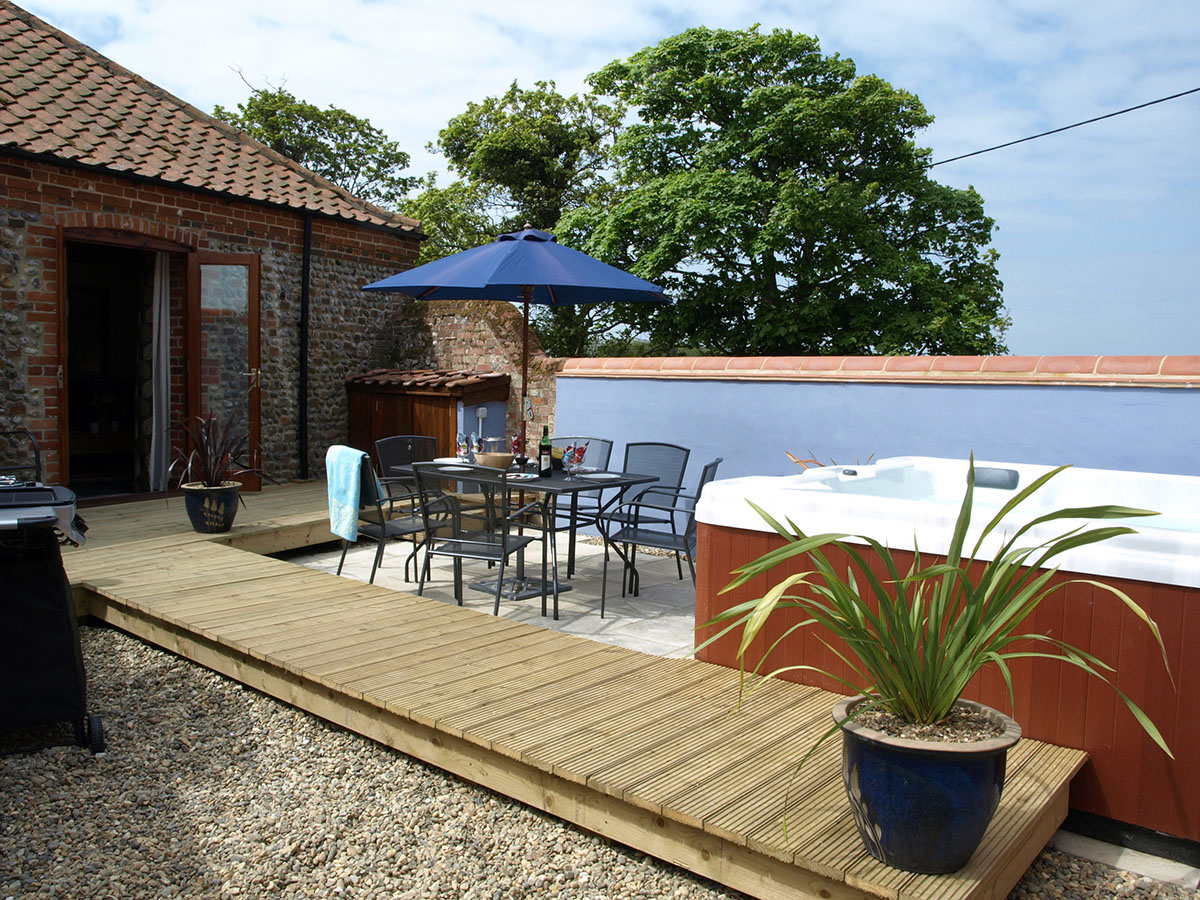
538,425 -> 552,477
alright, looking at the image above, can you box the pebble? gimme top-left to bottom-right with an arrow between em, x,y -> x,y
0,627 -> 1195,900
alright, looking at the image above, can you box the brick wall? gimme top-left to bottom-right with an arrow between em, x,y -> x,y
388,299 -> 564,439
0,153 -> 422,484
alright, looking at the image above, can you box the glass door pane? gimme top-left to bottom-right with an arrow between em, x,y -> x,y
188,253 -> 261,490
199,264 -> 250,421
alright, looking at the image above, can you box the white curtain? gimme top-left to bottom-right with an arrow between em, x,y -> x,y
148,251 -> 171,490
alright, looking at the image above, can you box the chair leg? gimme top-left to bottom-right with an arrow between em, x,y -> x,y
686,549 -> 696,584
620,543 -> 629,597
369,537 -> 386,584
337,539 -> 351,575
403,539 -> 417,582
453,558 -> 463,605
623,545 -> 640,597
493,557 -> 506,615
600,543 -> 609,618
670,516 -> 684,580
416,544 -> 429,596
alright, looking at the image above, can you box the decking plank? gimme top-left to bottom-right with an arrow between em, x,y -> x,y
582,684 -> 827,810
478,661 -> 742,768
61,482 -> 1085,900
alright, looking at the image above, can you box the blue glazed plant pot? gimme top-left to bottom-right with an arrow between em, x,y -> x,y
181,482 -> 242,533
833,696 -> 1022,874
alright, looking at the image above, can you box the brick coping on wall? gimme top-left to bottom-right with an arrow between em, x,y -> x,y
560,355 -> 1200,388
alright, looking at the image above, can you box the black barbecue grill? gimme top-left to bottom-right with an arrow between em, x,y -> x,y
0,430 -> 103,753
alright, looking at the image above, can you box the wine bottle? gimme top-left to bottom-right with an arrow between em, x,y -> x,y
538,425 -> 552,477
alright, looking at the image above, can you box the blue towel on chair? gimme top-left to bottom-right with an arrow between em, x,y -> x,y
326,445 -> 366,542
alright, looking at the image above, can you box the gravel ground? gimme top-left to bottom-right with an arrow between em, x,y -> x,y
1,626 -> 1195,900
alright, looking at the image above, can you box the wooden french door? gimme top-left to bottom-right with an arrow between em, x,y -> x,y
186,253 -> 262,490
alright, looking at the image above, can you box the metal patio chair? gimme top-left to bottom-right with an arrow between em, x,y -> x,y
327,446 -> 425,585
602,441 -> 691,578
600,457 -> 722,617
411,462 -> 545,615
375,434 -> 438,503
549,435 -> 614,575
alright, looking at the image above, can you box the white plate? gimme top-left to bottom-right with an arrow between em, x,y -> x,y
580,472 -> 621,481
509,472 -> 540,481
436,465 -> 472,474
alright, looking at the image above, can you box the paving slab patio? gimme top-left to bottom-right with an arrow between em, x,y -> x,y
288,537 -> 699,658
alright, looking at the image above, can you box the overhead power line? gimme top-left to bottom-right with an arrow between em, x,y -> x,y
929,85 -> 1200,167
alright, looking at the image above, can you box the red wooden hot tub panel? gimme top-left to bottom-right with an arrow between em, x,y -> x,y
695,521 -> 1199,843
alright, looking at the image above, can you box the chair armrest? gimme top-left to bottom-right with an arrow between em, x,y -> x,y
605,496 -> 688,529
640,485 -> 693,503
505,498 -> 544,522
380,483 -> 419,503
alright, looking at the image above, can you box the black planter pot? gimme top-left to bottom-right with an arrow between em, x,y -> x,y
181,482 -> 242,533
833,696 -> 1022,874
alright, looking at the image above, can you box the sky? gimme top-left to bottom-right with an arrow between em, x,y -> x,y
23,0 -> 1200,356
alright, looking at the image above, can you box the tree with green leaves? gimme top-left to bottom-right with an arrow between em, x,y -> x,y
566,26 -> 1009,356
435,79 -> 623,235
400,174 -> 495,266
214,83 -> 417,209
414,81 -> 625,357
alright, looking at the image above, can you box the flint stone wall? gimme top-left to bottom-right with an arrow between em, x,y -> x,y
0,153 -> 422,484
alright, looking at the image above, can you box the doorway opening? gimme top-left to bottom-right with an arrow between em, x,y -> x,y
65,241 -> 157,498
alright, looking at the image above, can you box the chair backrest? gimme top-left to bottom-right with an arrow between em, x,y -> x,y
358,456 -> 387,514
411,461 -> 510,537
684,458 -> 723,547
551,436 -> 613,470
622,442 -> 690,499
326,445 -> 386,513
375,435 -> 438,475
326,444 -> 386,539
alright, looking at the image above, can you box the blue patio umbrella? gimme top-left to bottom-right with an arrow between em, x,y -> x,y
364,224 -> 668,451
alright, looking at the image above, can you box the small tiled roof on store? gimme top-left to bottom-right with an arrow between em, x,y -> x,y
0,1 -> 421,234
346,369 -> 510,390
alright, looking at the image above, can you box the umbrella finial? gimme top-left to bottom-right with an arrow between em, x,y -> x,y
523,222 -> 534,230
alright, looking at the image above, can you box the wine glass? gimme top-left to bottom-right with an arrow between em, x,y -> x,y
566,442 -> 589,479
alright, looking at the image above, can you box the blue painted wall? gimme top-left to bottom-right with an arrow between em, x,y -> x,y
555,377 -> 1200,491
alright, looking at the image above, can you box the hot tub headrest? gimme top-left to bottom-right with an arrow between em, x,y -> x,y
973,467 -> 1020,490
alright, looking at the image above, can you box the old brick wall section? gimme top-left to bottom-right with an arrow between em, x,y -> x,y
0,153 -> 421,482
388,298 -> 565,439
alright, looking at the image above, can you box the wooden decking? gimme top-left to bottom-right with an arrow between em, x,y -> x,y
63,482 -> 1086,900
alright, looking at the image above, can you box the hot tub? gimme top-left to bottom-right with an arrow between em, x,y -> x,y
693,456 -> 1199,843
697,456 -> 1200,588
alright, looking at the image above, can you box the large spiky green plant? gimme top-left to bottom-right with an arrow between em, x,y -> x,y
700,457 -> 1174,757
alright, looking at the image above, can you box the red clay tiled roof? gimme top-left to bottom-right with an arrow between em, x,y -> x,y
0,1 -> 421,234
346,368 -> 510,392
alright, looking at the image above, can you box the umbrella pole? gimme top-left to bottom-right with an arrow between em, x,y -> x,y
520,286 -> 531,459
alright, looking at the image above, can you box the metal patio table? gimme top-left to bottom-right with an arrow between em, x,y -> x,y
462,468 -> 656,619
